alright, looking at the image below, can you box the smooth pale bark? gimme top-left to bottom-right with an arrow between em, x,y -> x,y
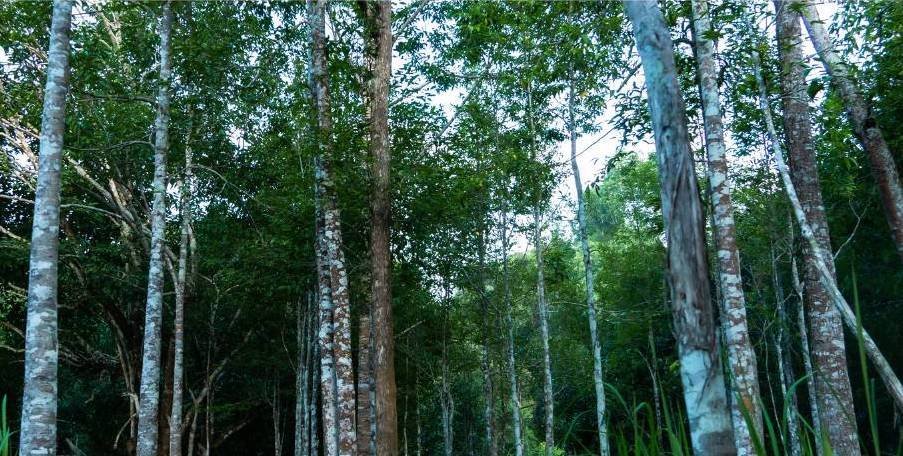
169,123 -> 193,456
789,254 -> 821,456
770,3 -> 859,452
798,0 -> 903,262
137,4 -> 173,455
308,0 -> 356,453
500,208 -> 524,456
18,2 -> 72,454
296,296 -> 312,456
754,49 -> 903,425
689,1 -> 762,452
533,205 -> 555,456
477,228 -> 497,456
567,81 -> 609,456
771,245 -> 801,456
362,2 -> 398,454
624,1 -> 735,454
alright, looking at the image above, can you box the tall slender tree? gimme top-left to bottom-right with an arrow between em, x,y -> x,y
567,80 -> 609,456
799,0 -> 903,262
623,1 -> 735,454
361,2 -> 398,454
136,3 -> 173,455
169,119 -> 194,456
18,1 -> 73,454
771,1 -> 859,451
690,0 -> 762,452
500,206 -> 524,456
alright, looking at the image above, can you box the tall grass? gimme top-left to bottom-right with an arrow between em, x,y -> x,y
1,395 -> 11,456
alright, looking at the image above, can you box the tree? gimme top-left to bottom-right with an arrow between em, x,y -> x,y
799,0 -> 903,263
17,1 -> 73,454
361,2 -> 398,454
771,1 -> 859,451
623,1 -> 735,454
689,0 -> 762,452
136,3 -> 173,455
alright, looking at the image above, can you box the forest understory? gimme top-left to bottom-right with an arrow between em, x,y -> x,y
2,0 -> 903,455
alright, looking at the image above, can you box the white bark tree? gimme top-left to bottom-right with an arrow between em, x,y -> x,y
137,3 -> 173,455
18,1 -> 73,454
500,207 -> 524,456
624,1 -> 736,453
690,0 -> 762,452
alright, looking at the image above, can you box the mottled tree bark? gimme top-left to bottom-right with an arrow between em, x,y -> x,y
789,254 -> 821,456
533,205 -> 555,456
361,2 -> 397,454
169,121 -> 193,456
755,48 -> 903,434
690,1 -> 762,452
798,0 -> 903,262
296,296 -> 313,456
771,3 -> 859,452
18,1 -> 72,454
500,208 -> 524,456
624,1 -> 736,454
356,316 -> 373,455
137,4 -> 173,455
308,0 -> 356,454
567,81 -> 609,456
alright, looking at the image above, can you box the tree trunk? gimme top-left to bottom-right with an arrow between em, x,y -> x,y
771,244 -> 802,456
790,253 -> 821,456
690,1 -> 762,452
568,80 -> 609,456
18,1 -> 72,454
533,205 -> 555,456
798,0 -> 903,262
363,2 -> 398,454
356,316 -> 373,456
308,0 -> 354,454
441,303 -> 454,456
771,4 -> 860,452
296,295 -> 311,456
624,2 -> 735,454
754,47 -> 903,430
137,3 -> 173,455
500,208 -> 524,456
169,120 -> 193,456
477,228 -> 498,456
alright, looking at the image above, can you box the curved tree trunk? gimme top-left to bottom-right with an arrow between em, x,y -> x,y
567,80 -> 609,456
690,1 -> 762,452
771,3 -> 860,452
137,4 -> 173,455
798,0 -> 903,262
18,1 -> 73,454
624,1 -> 735,454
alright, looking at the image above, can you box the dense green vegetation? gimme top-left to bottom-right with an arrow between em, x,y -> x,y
2,0 -> 902,455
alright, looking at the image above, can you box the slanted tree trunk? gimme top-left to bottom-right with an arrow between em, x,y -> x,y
770,244 -> 802,456
361,2 -> 398,454
500,207 -> 524,456
137,4 -> 173,455
568,79 -> 610,456
771,3 -> 860,451
623,1 -> 735,453
533,204 -> 555,456
754,48 -> 903,426
169,119 -> 193,456
18,1 -> 72,454
798,0 -> 903,262
690,1 -> 762,452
